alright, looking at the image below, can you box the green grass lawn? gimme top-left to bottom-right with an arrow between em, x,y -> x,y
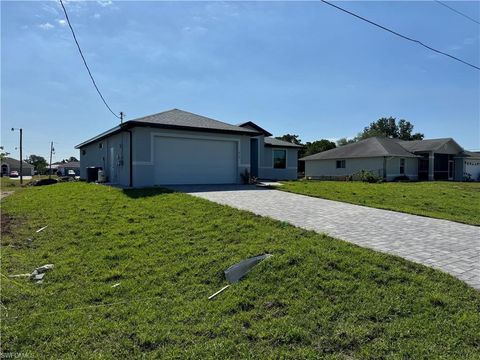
0,175 -> 58,193
280,181 -> 480,226
1,183 -> 479,359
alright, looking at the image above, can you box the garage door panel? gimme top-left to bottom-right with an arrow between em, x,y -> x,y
154,136 -> 237,185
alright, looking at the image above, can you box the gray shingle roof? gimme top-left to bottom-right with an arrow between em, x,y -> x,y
76,109 -> 259,148
395,138 -> 462,152
131,109 -> 258,134
264,137 -> 303,148
300,137 -> 417,161
1,157 -> 34,168
237,121 -> 273,136
460,150 -> 480,158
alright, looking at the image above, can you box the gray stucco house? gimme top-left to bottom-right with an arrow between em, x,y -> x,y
301,136 -> 480,181
75,109 -> 301,187
1,157 -> 34,176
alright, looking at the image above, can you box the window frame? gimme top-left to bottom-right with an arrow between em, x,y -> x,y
273,149 -> 287,169
336,160 -> 346,169
400,158 -> 405,174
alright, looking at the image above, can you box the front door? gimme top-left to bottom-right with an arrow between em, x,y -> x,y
250,138 -> 258,178
448,160 -> 454,180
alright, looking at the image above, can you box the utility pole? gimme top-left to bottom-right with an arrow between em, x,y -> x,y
49,142 -> 54,179
20,128 -> 23,184
120,111 -> 125,124
11,127 -> 23,184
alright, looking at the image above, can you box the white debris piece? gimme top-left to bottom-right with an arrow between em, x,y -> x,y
36,226 -> 48,233
31,272 -> 45,281
36,264 -> 54,273
8,273 -> 31,278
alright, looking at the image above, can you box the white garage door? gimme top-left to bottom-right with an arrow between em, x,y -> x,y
153,136 -> 238,185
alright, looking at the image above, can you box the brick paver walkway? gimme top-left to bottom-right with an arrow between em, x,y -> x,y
172,185 -> 480,290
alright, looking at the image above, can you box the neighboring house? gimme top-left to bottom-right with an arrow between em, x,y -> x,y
301,137 -> 480,182
0,157 -> 34,176
75,109 -> 300,186
56,161 -> 80,176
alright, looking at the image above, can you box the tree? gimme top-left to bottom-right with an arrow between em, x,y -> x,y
0,146 -> 9,162
304,140 -> 336,157
25,155 -> 48,174
336,117 -> 424,146
336,137 -> 356,146
275,134 -> 302,145
398,119 -> 424,140
61,156 -> 79,163
358,117 -> 424,141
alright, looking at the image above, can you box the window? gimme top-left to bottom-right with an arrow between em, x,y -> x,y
81,149 -> 86,156
273,150 -> 286,169
336,160 -> 346,169
400,158 -> 405,174
98,143 -> 103,149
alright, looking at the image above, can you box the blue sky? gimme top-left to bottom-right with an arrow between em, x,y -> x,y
1,1 -> 479,161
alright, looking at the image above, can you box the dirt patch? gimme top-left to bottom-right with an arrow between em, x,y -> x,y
1,191 -> 14,200
1,212 -> 15,236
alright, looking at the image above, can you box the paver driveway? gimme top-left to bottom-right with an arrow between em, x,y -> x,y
171,185 -> 480,290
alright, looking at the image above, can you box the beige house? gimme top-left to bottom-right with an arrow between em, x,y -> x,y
301,137 -> 479,181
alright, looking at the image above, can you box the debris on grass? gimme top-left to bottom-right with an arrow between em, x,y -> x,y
8,273 -> 31,278
208,285 -> 230,300
224,254 -> 272,283
9,264 -> 54,284
32,178 -> 57,187
35,264 -> 54,273
36,225 -> 48,233
208,254 -> 273,300
112,283 -> 121,288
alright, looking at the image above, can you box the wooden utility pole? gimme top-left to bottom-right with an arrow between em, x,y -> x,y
19,128 -> 23,184
11,127 -> 23,184
120,111 -> 125,124
49,142 -> 54,179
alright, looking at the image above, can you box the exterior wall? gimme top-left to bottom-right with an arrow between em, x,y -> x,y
464,157 -> 480,181
385,157 -> 418,181
305,157 -> 384,179
257,140 -> 298,180
131,127 -> 251,187
79,131 -> 131,185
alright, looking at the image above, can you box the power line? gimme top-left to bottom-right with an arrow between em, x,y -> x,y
59,0 -> 121,119
434,0 -> 480,25
320,0 -> 480,71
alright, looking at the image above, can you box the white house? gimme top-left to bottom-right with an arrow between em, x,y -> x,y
75,109 -> 301,187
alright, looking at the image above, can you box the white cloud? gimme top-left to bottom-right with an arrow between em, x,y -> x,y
463,37 -> 476,45
39,22 -> 55,30
182,25 -> 208,36
93,13 -> 101,19
97,0 -> 113,7
57,19 -> 67,27
447,44 -> 462,51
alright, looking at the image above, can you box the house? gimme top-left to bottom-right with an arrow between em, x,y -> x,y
462,151 -> 480,181
301,136 -> 480,181
75,109 -> 301,187
55,161 -> 80,176
0,157 -> 34,176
